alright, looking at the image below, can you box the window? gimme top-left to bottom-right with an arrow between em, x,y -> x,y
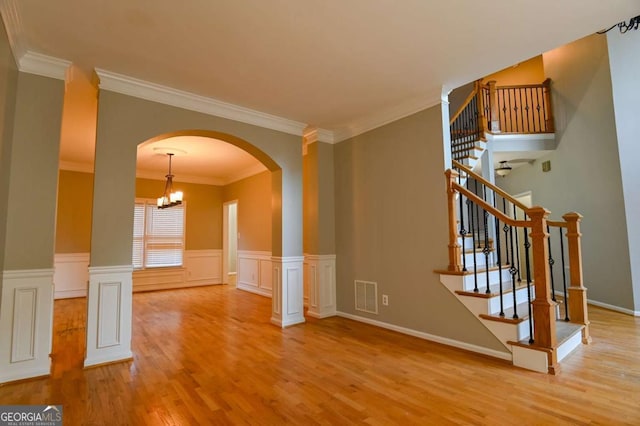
132,199 -> 185,269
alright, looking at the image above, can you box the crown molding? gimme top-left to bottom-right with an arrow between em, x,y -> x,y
0,0 -> 26,66
19,51 -> 71,80
223,163 -> 268,185
331,89 -> 443,143
95,68 -> 315,138
135,169 -> 225,186
59,160 -> 94,174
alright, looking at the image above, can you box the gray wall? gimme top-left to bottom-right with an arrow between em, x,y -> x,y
3,73 -> 64,270
303,141 -> 335,255
0,17 -> 18,278
499,34 -> 634,310
334,105 -> 506,352
607,29 -> 640,312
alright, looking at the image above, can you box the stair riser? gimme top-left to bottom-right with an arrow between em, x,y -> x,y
488,286 -> 532,315
482,318 -> 531,344
462,269 -> 511,291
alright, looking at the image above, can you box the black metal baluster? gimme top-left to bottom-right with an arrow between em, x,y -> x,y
517,87 -> 524,132
513,205 -> 522,282
482,186 -> 491,294
534,86 -> 543,132
547,224 -> 557,303
474,179 -> 481,249
559,227 -> 570,321
508,224 -> 518,319
467,179 -> 478,293
458,170 -> 467,272
493,192 -> 505,317
502,197 -> 510,265
523,218 -> 533,343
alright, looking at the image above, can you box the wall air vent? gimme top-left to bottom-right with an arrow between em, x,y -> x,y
354,280 -> 378,314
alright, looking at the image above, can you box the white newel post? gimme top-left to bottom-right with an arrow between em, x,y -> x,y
271,256 -> 305,327
305,254 -> 337,319
0,269 -> 55,383
85,265 -> 133,367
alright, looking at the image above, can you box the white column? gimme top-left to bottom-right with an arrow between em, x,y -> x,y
0,269 -> 54,383
271,256 -> 305,327
305,254 -> 336,319
85,265 -> 133,367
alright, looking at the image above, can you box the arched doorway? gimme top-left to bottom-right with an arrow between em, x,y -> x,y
84,89 -> 305,368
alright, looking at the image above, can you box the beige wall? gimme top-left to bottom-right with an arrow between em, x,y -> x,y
55,171 -> 224,253
56,170 -> 93,253
136,178 -> 222,250
0,18 -> 18,276
91,91 -> 301,267
482,55 -> 545,86
499,34 -> 634,310
303,141 -> 335,255
223,171 -> 271,252
3,73 -> 64,270
334,105 -> 506,352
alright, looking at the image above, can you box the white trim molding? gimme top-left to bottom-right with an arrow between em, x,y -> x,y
0,0 -> 26,65
587,298 -> 640,317
237,250 -> 272,297
0,268 -> 55,384
85,265 -> 134,368
19,51 -> 71,80
304,254 -> 336,319
336,311 -> 512,361
95,68 -> 309,137
54,253 -> 90,299
271,256 -> 305,328
184,249 -> 222,286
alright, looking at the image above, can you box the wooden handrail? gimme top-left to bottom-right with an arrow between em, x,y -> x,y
494,82 -> 549,90
453,183 -> 530,228
453,160 -> 529,212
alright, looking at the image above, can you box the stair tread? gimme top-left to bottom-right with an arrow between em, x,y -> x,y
480,301 -> 532,324
455,281 -> 529,298
509,322 -> 583,348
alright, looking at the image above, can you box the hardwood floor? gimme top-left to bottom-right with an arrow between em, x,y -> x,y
1,285 -> 639,425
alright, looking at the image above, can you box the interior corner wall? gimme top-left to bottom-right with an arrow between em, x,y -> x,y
0,17 -> 18,278
481,55 -> 545,86
607,28 -> 640,313
3,72 -> 64,270
303,141 -> 335,255
499,34 -> 634,311
334,105 -> 506,352
222,171 -> 272,252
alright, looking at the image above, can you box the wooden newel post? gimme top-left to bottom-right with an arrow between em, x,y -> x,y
445,170 -> 462,272
487,80 -> 500,133
475,80 -> 487,137
542,78 -> 555,133
562,212 -> 591,344
528,206 -> 558,371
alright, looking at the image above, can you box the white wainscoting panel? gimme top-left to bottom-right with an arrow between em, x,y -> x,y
184,249 -> 222,285
270,256 -> 305,328
133,268 -> 186,292
304,254 -> 337,319
237,251 -> 272,297
85,265 -> 133,367
53,253 -> 89,299
0,269 -> 54,384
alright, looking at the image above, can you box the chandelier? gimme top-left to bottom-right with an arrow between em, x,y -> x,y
598,15 -> 640,34
157,153 -> 183,209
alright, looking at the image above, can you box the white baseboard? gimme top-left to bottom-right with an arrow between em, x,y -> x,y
587,298 -> 640,316
236,283 -> 272,298
336,311 -> 512,361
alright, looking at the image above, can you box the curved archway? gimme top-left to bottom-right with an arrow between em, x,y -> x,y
84,91 -> 305,367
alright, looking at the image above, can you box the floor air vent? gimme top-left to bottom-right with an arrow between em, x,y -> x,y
354,280 -> 378,314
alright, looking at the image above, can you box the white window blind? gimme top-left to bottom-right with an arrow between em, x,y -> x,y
132,200 -> 185,269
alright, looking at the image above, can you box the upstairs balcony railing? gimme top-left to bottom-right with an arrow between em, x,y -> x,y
450,79 -> 554,159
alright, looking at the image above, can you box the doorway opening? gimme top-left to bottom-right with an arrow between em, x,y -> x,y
223,200 -> 238,286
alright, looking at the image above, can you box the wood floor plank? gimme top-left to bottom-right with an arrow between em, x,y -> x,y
0,285 -> 639,424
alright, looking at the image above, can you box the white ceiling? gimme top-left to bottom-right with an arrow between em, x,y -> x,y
2,0 -> 638,182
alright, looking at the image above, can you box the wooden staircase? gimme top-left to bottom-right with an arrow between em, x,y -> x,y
438,161 -> 591,374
